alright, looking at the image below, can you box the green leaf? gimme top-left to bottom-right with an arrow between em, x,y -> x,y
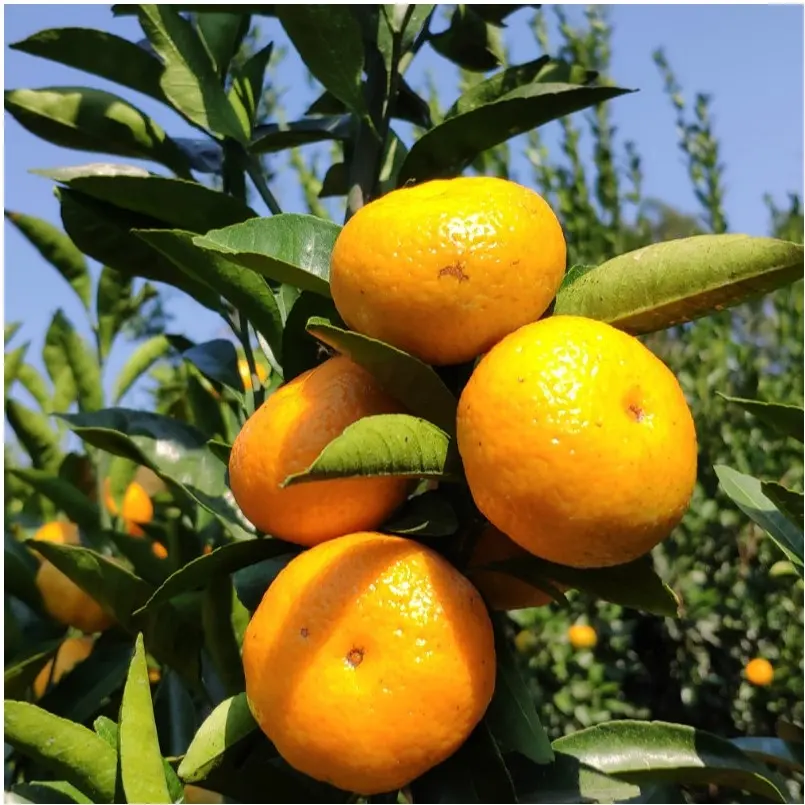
197,12 -> 251,78
43,310 -> 76,407
306,318 -> 458,434
202,577 -> 246,696
115,4 -> 275,15
4,641 -> 61,701
383,491 -> 458,537
731,737 -> 803,773
137,4 -> 248,141
9,27 -> 166,103
284,414 -> 461,487
484,553 -> 680,618
4,87 -> 191,176
40,166 -> 257,232
429,5 -> 504,72
136,538 -> 299,615
6,399 -> 61,470
718,393 -> 804,444
135,229 -> 283,357
5,342 -> 29,396
113,335 -> 172,402
4,700 -> 117,803
281,292 -> 342,381
251,115 -> 352,154
192,215 -> 341,297
776,720 -> 804,745
96,266 -> 133,361
10,468 -> 99,530
10,781 -> 92,804
553,720 -> 789,803
472,5 -> 529,26
93,716 -> 118,748
6,321 -> 22,343
119,633 -> 171,804
486,618 -> 554,765
16,363 -> 52,412
5,535 -> 44,612
275,6 -> 367,116
51,311 -> 103,413
399,82 -> 632,184
763,482 -> 804,529
178,692 -> 261,783
207,439 -> 232,466
58,189 -> 223,314
183,339 -> 243,392
715,465 -> 804,570
5,211 -> 91,309
228,41 -> 273,130
554,235 -> 805,334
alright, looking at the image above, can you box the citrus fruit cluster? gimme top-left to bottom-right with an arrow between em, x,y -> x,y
230,176 -> 698,795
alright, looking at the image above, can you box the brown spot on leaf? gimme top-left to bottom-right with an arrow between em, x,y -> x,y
438,263 -> 469,282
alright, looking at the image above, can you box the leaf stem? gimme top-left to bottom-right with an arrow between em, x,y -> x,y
245,156 -> 282,216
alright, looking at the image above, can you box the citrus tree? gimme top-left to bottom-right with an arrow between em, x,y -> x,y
4,5 -> 804,804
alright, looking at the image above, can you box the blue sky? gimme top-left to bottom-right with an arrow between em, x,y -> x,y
4,4 -> 804,414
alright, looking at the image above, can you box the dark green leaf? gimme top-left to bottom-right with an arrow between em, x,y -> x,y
718,393 -> 804,444
395,78 -> 434,129
383,491 -> 458,537
5,211 -> 91,309
6,399 -> 62,470
472,5 -> 529,26
553,720 -> 789,803
233,554 -> 295,612
318,162 -> 348,198
762,482 -> 804,529
137,538 -> 298,615
284,414 -> 461,486
137,5 -> 248,141
183,339 -> 243,392
119,633 -> 171,803
115,4 -> 276,15
307,318 -> 458,433
554,235 -> 805,334
228,41 -> 273,129
136,229 -> 283,357
281,292 -> 342,381
275,6 -> 367,115
59,189 -> 223,314
202,576 -> 246,696
10,469 -> 99,530
207,439 -> 232,466
399,82 -> 632,184
5,535 -> 43,612
776,719 -> 804,745
731,737 -> 803,773
251,115 -> 352,154
112,335 -> 172,402
10,28 -> 166,103
96,266 -> 134,361
192,215 -> 341,297
153,670 -> 198,761
486,618 -> 553,764
10,781 -> 92,804
197,13 -> 251,78
400,4 -> 435,52
5,87 -> 191,176
40,166 -> 257,232
429,6 -> 504,72
4,641 -> 61,701
715,465 -> 804,570
4,700 -> 117,803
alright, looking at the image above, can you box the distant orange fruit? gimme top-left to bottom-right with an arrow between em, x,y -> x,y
151,541 -> 168,559
229,356 -> 410,546
466,526 -> 565,611
568,624 -> 597,650
31,521 -> 79,548
745,658 -> 774,686
104,479 -> 154,537
238,358 -> 269,391
330,176 -> 566,365
36,559 -> 115,634
457,316 -> 697,568
243,532 -> 496,795
33,636 -> 94,699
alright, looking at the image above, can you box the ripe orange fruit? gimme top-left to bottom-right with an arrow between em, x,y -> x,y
229,356 -> 410,546
31,521 -> 79,547
243,532 -> 496,795
238,358 -> 269,391
33,636 -> 94,698
104,479 -> 154,537
36,559 -> 115,634
330,176 -> 566,365
568,624 -> 597,650
466,526 -> 564,611
745,658 -> 774,686
457,315 -> 697,568
151,541 -> 168,559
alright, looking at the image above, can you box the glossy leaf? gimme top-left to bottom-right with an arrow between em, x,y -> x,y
9,27 -> 166,103
715,465 -> 804,570
59,189 -> 223,314
96,266 -> 134,361
553,720 -> 789,803
485,553 -> 679,617
718,392 -> 804,444
731,737 -> 803,773
429,5 -> 504,72
136,229 -> 283,357
40,166 -> 257,232
5,87 -> 191,176
113,335 -> 172,402
5,211 -> 91,310
281,291 -> 342,381
202,577 -> 246,696
306,318 -> 458,433
763,482 -> 804,529
119,634 -> 171,804
183,339 -> 243,392
10,468 -> 99,530
228,41 -> 273,129
383,491 -> 458,537
251,115 -> 352,154
399,82 -> 632,184
137,538 -> 298,614
197,12 -> 250,78
137,5 -> 248,141
192,215 -> 341,297
275,6 -> 367,116
284,414 -> 461,487
4,700 -> 117,803
6,399 -> 61,470
554,235 -> 805,334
